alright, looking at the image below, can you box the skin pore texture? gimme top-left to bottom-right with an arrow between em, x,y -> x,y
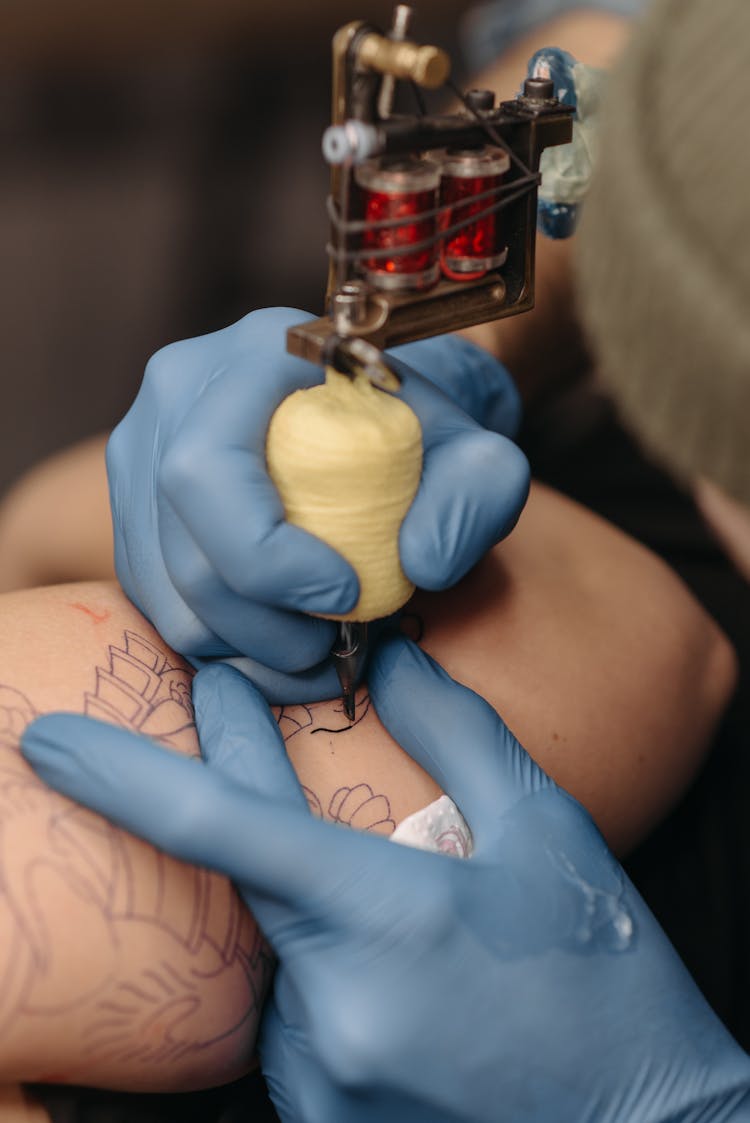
0,480 -> 737,1109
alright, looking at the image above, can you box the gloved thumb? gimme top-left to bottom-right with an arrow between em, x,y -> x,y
367,635 -> 553,850
389,335 -> 522,437
192,664 -> 309,811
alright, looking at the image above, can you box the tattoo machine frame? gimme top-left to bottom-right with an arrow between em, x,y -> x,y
285,5 -> 574,718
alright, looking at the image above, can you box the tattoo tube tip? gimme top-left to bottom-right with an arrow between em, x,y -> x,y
342,688 -> 357,722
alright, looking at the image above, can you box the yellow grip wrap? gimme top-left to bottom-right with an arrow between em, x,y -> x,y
266,367 -> 423,622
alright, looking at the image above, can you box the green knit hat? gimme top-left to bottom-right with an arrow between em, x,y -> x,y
576,0 -> 750,505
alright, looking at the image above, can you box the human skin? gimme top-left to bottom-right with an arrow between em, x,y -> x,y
0,435 -> 113,594
0,480 -> 736,1106
0,9 -> 727,1112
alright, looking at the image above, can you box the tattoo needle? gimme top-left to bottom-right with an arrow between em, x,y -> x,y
331,622 -> 368,720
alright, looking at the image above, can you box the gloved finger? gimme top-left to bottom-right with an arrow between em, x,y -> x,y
195,649 -> 345,706
390,357 -> 480,448
261,997 -> 377,1123
188,608 -> 396,707
21,712 -> 418,929
262,993 -> 459,1123
389,335 -> 522,437
261,1002 -> 392,1123
368,635 -> 553,846
159,309 -> 359,617
135,317 -> 259,412
260,1002 -> 313,1123
159,504 -> 339,672
192,664 -> 309,810
162,450 -> 359,616
390,363 -> 529,587
115,508 -> 334,675
399,426 -> 530,589
112,527 -> 236,659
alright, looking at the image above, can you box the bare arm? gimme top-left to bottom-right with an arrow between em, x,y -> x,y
0,475 -> 736,1094
0,582 -> 439,1093
0,435 -> 114,594
0,587 -> 266,1092
412,482 -> 736,854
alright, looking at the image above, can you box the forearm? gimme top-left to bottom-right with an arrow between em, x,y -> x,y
0,580 -> 439,1092
0,436 -> 114,593
0,484 -> 736,1087
0,583 -> 262,1091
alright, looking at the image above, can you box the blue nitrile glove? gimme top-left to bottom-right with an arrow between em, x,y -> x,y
389,334 -> 523,439
108,306 -> 527,704
22,639 -> 750,1123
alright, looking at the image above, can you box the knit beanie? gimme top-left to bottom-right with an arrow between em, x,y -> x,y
576,0 -> 750,505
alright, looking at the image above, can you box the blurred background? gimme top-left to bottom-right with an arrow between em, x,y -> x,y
10,1 -> 750,1082
0,0 -> 478,496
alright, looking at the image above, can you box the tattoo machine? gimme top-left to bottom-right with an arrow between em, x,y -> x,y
283,5 -> 574,719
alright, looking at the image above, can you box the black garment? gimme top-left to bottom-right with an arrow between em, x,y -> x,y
27,388 -> 750,1120
27,1071 -> 280,1123
524,388 -> 750,1049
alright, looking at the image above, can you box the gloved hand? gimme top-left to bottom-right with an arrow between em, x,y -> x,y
22,638 -> 750,1123
108,306 -> 528,703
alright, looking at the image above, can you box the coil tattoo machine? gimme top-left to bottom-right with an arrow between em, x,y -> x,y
284,5 -> 574,718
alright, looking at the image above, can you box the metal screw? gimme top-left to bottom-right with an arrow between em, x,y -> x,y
332,282 -> 372,335
465,88 -> 496,112
522,77 -> 555,102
